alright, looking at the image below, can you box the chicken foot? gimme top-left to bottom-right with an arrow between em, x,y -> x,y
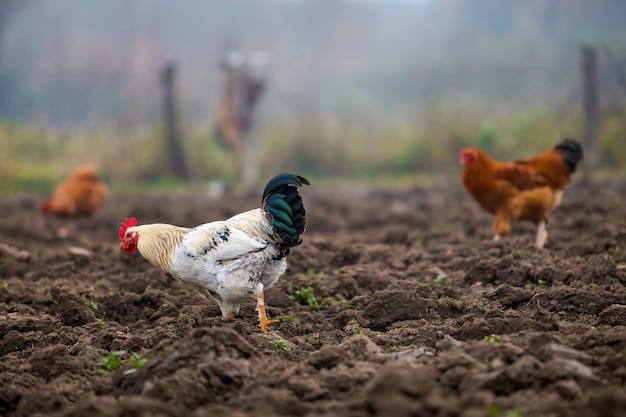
256,292 -> 278,333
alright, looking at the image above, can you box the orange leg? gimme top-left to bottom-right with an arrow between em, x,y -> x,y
225,312 -> 237,318
256,292 -> 278,333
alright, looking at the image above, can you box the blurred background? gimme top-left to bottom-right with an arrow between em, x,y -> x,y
1,0 -> 625,195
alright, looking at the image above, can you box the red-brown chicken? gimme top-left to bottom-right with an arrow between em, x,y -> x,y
460,139 -> 583,248
39,165 -> 108,217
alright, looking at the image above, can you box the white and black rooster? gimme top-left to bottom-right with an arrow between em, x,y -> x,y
120,173 -> 309,333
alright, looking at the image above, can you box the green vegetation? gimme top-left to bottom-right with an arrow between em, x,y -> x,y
97,351 -> 126,374
2,105 -> 626,197
88,300 -> 105,324
434,274 -> 447,284
525,279 -> 547,286
290,286 -> 320,311
289,287 -> 342,311
416,231 -> 427,246
97,350 -> 153,375
123,352 -> 154,375
465,299 -> 484,308
324,296 -> 344,307
269,315 -> 298,324
305,268 -> 325,278
95,312 -> 106,325
483,334 -> 502,343
270,339 -> 292,351
35,277 -> 49,286
486,405 -> 524,417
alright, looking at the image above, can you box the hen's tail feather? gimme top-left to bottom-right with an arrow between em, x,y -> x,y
261,173 -> 309,254
555,139 -> 583,173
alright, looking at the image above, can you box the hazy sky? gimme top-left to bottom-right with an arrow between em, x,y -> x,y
1,0 -> 624,128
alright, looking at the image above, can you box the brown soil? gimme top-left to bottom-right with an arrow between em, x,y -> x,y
1,179 -> 626,417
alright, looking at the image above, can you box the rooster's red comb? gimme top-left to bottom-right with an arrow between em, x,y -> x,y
119,217 -> 138,241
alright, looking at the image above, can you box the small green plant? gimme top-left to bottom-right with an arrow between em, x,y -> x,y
416,230 -> 427,246
324,296 -> 344,306
270,315 -> 298,324
95,312 -> 106,325
123,352 -> 154,375
305,268 -> 325,278
1,281 -> 8,288
486,405 -> 502,417
537,279 -> 546,286
98,350 -> 153,375
97,350 -> 126,374
483,334 -> 501,343
353,326 -> 362,334
290,286 -> 320,311
36,277 -> 49,286
167,323 -> 175,328
486,406 -> 524,417
270,339 -> 291,351
437,295 -> 445,303
465,299 -> 484,307
434,274 -> 447,284
87,301 -> 98,311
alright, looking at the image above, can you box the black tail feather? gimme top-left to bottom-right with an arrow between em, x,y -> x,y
555,139 -> 583,173
262,173 -> 309,254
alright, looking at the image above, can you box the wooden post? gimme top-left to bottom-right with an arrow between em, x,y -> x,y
581,45 -> 599,177
216,51 -> 267,185
161,62 -> 190,181
602,45 -> 626,98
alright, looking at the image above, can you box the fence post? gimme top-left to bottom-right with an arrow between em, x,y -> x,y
581,45 -> 599,178
161,62 -> 190,181
216,51 -> 267,185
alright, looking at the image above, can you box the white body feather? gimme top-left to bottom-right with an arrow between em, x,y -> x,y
129,208 -> 287,316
